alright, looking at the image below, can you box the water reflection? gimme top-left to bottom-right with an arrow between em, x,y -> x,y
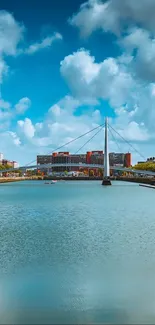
0,181 -> 155,323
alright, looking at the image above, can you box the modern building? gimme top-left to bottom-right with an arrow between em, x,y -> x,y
0,153 -> 19,169
12,161 -> 19,168
36,155 -> 53,165
37,151 -> 131,174
1,159 -> 13,167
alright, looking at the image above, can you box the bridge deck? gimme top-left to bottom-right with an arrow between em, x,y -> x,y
0,163 -> 155,177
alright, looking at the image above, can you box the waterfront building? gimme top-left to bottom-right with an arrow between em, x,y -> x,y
37,151 -> 132,174
0,153 -> 19,168
12,161 -> 19,168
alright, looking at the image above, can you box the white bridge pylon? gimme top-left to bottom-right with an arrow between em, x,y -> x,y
102,117 -> 111,185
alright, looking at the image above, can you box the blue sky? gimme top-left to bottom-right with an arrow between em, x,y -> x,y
0,0 -> 155,165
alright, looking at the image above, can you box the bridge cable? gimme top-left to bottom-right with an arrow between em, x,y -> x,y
24,123 -> 104,168
108,126 -> 129,168
108,126 -> 122,153
108,123 -> 146,161
74,125 -> 104,154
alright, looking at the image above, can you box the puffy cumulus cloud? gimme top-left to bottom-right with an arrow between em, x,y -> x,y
60,49 -> 135,107
69,0 -> 155,37
14,96 -> 102,154
17,118 -> 35,139
60,50 -> 100,99
109,105 -> 150,142
60,49 -> 155,143
34,95 -> 99,148
25,32 -> 62,55
15,97 -> 31,114
119,27 -> 155,82
70,0 -> 155,84
0,10 -> 24,56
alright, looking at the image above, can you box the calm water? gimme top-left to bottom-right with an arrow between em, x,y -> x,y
0,180 -> 155,324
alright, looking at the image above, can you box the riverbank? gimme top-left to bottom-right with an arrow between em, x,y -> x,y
118,176 -> 155,185
1,175 -> 155,185
44,176 -> 155,185
0,177 -> 33,183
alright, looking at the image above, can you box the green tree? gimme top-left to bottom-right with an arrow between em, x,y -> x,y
89,169 -> 94,177
134,162 -> 155,172
98,168 -> 103,177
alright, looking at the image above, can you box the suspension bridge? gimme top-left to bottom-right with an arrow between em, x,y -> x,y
1,118 -> 152,185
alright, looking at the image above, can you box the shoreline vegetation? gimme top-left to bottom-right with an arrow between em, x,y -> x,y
0,176 -> 155,185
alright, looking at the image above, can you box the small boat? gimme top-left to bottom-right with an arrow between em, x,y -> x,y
45,182 -> 50,184
51,180 -> 57,184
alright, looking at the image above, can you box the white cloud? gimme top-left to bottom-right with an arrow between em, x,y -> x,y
0,10 -> 62,57
70,0 -> 155,85
15,97 -> 31,114
0,96 -> 31,125
25,32 -> 62,55
69,0 -> 155,37
118,27 -> 155,83
7,131 -> 21,146
0,10 -> 24,86
13,96 -> 100,153
0,98 -> 10,109
61,49 -> 100,99
48,95 -> 80,116
117,121 -> 149,142
0,98 -> 11,121
0,3 -> 154,166
9,92 -> 149,166
49,104 -> 61,117
0,92 -> 150,165
60,49 -> 134,107
0,10 -> 24,56
0,110 -> 11,121
69,0 -> 109,37
0,9 -> 63,88
60,49 -> 155,150
17,118 -> 35,139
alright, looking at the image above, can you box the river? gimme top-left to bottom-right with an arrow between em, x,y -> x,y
0,180 -> 155,324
